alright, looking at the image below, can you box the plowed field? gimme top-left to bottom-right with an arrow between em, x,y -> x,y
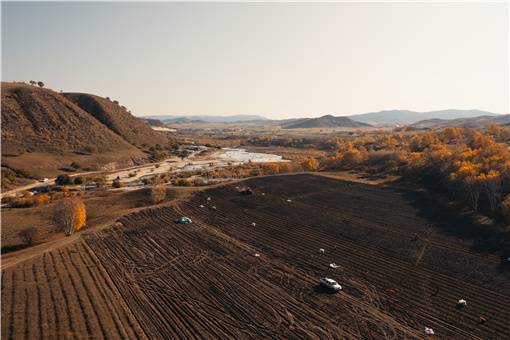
1,240 -> 147,340
86,174 -> 510,339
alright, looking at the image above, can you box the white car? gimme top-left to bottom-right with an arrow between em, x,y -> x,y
320,278 -> 342,291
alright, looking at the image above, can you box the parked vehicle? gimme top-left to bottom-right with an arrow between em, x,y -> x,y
320,278 -> 342,291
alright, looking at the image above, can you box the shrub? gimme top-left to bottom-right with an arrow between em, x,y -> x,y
73,176 -> 86,185
177,179 -> 192,186
93,177 -> 107,188
56,174 -> 73,186
15,168 -> 34,178
71,161 -> 82,171
128,173 -> 136,177
1,168 -> 18,185
18,227 -> 39,246
84,144 -> 98,155
112,180 -> 123,188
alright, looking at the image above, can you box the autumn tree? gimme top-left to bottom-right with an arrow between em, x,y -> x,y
150,177 -> 166,204
37,81 -> 45,87
29,80 -> 36,86
486,123 -> 501,136
261,163 -> 279,175
54,197 -> 86,236
300,158 -> 319,171
442,127 -> 461,143
279,162 -> 292,173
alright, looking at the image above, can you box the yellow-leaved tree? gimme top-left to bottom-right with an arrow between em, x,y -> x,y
150,177 -> 167,204
300,158 -> 319,171
54,197 -> 86,236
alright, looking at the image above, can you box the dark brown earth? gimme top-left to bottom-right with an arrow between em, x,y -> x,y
86,174 -> 510,339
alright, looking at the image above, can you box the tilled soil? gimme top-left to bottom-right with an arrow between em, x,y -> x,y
86,174 -> 510,339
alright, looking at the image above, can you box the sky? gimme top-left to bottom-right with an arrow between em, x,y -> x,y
2,2 -> 509,119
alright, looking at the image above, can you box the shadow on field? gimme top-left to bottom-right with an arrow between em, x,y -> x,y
390,180 -> 510,274
313,285 -> 339,295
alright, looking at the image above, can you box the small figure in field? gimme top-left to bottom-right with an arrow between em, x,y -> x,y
430,286 -> 439,297
413,233 -> 420,241
478,317 -> 486,325
334,245 -> 337,250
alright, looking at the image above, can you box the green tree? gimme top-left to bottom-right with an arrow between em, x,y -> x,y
179,150 -> 190,161
55,174 -> 73,186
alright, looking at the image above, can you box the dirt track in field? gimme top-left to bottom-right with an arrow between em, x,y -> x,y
86,174 -> 510,339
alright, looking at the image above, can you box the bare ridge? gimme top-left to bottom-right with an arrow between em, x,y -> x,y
63,92 -> 168,146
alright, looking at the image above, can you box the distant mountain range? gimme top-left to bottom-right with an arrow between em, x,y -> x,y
348,109 -> 499,126
143,115 -> 269,123
411,114 -> 510,128
144,109 -> 504,127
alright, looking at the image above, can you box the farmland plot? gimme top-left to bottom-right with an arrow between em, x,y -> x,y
1,240 -> 147,340
86,174 -> 510,339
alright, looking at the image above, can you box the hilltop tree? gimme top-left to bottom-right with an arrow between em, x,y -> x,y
29,80 -> 36,86
37,81 -> 45,87
53,197 -> 86,236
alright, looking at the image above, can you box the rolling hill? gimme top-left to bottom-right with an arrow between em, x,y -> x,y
1,83 -> 135,154
283,115 -> 372,129
410,114 -> 510,128
1,82 -> 169,176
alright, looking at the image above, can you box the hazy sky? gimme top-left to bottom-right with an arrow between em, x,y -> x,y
2,2 -> 509,119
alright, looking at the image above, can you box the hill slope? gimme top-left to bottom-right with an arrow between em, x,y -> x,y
284,115 -> 372,129
64,92 -> 168,146
1,83 -> 135,154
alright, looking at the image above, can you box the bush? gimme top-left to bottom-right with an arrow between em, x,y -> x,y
1,168 -> 18,185
177,179 -> 192,186
56,174 -> 73,186
128,173 -> 136,177
71,161 -> 82,171
19,227 -> 39,246
112,180 -> 123,188
15,168 -> 34,179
